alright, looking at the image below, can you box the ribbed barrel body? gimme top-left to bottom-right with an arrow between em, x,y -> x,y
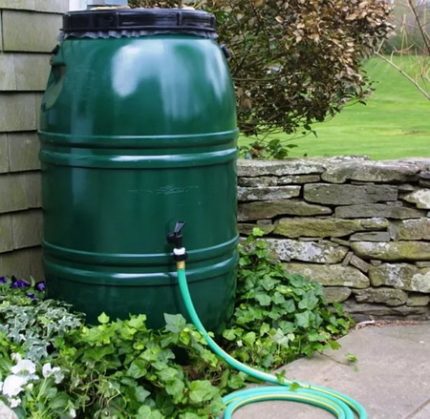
39,33 -> 238,330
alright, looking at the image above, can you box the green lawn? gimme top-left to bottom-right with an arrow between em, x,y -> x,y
241,56 -> 430,160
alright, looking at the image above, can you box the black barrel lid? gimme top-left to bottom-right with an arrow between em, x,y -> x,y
63,8 -> 217,37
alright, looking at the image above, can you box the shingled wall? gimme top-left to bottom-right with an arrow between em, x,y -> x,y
238,157 -> 430,321
0,0 -> 67,281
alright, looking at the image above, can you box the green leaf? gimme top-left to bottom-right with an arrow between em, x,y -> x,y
48,392 -> 69,410
255,293 -> 271,306
222,329 -> 236,341
158,366 -> 179,382
252,228 -> 264,237
272,292 -> 286,305
228,372 -> 246,389
166,379 -> 185,399
284,299 -> 296,313
189,380 -> 219,404
135,386 -> 151,403
328,340 -> 342,351
275,370 -> 286,384
295,311 -> 310,328
136,406 -> 164,419
97,312 -> 110,324
164,313 -> 187,334
128,315 -> 147,330
346,353 -> 358,363
259,323 -> 270,336
289,382 -> 302,392
298,292 -> 319,311
127,359 -> 147,379
261,276 -> 277,291
242,332 -> 256,346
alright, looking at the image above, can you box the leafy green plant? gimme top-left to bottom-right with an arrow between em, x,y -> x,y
0,277 -> 83,362
0,231 -> 352,417
50,313 -> 229,419
222,229 -> 352,369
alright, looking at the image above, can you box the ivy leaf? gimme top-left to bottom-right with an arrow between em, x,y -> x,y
289,382 -> 302,392
242,332 -> 256,346
127,359 -> 147,379
284,299 -> 296,313
189,380 -> 219,404
228,372 -> 246,389
328,340 -> 342,351
166,379 -> 185,399
222,329 -> 236,341
298,292 -> 319,310
273,329 -> 290,347
135,386 -> 151,403
346,353 -> 358,363
158,366 -> 179,382
136,406 -> 164,419
128,315 -> 147,330
295,311 -> 310,328
164,313 -> 187,334
255,293 -> 271,306
272,292 -> 286,305
97,312 -> 110,324
259,323 -> 270,336
275,370 -> 286,384
261,276 -> 277,291
252,227 -> 265,237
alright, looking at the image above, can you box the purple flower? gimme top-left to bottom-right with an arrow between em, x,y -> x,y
11,279 -> 30,289
26,293 -> 36,301
35,282 -> 46,292
0,277 -> 7,284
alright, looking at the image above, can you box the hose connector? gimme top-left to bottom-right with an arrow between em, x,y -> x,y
167,221 -> 188,263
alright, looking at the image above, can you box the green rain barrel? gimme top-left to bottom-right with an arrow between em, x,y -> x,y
39,8 -> 238,331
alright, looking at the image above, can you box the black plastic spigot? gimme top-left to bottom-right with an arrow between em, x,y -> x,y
167,221 -> 185,249
167,221 -> 187,262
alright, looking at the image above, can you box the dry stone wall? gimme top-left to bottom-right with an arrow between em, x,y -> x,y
238,157 -> 430,321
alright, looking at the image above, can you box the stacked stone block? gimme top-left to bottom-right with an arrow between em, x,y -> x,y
0,0 -> 67,280
238,157 -> 430,321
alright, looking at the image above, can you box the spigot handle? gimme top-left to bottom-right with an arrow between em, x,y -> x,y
167,221 -> 185,249
167,221 -> 187,263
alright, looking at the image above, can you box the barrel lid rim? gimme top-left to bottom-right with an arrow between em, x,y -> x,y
62,7 -> 217,35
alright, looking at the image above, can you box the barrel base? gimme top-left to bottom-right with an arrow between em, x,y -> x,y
44,256 -> 237,334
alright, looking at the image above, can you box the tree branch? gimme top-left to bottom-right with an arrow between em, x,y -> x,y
407,0 -> 430,56
375,52 -> 430,100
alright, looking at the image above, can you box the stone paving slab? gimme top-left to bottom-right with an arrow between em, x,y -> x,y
236,323 -> 430,418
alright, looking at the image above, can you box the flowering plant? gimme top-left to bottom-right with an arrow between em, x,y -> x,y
0,353 -> 76,418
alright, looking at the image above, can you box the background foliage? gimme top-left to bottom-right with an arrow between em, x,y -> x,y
130,0 -> 393,140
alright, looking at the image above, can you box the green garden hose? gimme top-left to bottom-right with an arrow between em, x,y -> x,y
176,264 -> 368,419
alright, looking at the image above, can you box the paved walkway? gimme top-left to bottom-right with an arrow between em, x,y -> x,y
236,322 -> 430,418
1,322 -> 429,418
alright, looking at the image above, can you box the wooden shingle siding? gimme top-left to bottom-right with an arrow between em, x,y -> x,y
0,54 -> 51,91
0,247 -> 44,280
0,1 -> 68,14
0,172 -> 41,214
0,3 -> 65,279
2,11 -> 62,52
